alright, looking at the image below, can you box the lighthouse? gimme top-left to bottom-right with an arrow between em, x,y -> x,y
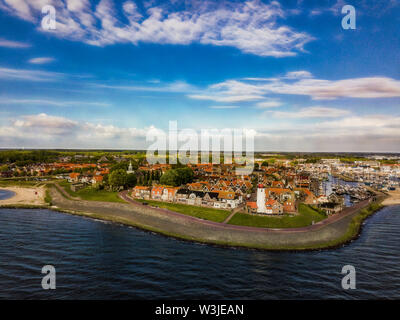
256,184 -> 267,214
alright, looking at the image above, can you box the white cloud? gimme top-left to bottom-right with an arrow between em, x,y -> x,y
0,113 -> 151,148
252,114 -> 400,152
0,97 -> 110,107
0,38 -> 30,48
0,66 -> 64,81
0,0 -> 313,57
266,77 -> 400,100
1,112 -> 400,152
255,100 -> 282,108
189,93 -> 263,103
93,80 -> 194,93
28,57 -> 55,64
268,106 -> 351,118
284,70 -> 312,79
209,105 -> 239,109
14,113 -> 79,135
189,72 -> 400,102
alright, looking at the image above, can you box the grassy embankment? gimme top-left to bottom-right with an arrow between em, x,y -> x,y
49,182 -> 385,250
228,204 -> 326,228
44,188 -> 52,205
58,180 -> 125,203
56,200 -> 384,251
135,198 -> 231,223
285,201 -> 384,251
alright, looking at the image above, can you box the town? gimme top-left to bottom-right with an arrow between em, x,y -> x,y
1,150 -> 399,227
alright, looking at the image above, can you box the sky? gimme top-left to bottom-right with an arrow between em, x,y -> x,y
0,0 -> 399,152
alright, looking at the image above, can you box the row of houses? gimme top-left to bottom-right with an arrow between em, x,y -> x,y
132,185 -> 243,209
67,172 -> 105,185
186,179 -> 252,195
245,185 -> 345,215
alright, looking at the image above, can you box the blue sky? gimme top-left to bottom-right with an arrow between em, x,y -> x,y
0,0 -> 399,151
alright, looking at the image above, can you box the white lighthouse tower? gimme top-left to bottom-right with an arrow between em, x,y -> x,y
256,184 -> 267,214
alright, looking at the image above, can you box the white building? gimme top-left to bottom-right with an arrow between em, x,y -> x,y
256,184 -> 267,214
127,161 -> 135,174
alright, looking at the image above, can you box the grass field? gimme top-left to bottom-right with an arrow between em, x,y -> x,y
0,180 -> 39,187
228,204 -> 327,228
58,180 -> 125,203
136,199 -> 231,223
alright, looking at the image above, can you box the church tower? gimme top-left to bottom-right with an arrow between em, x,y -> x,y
127,161 -> 134,174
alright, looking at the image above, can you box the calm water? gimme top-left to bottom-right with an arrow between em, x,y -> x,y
0,189 -> 15,200
0,206 -> 399,299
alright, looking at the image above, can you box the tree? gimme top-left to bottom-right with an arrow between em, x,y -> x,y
126,173 -> 137,187
160,169 -> 178,186
110,162 -> 128,173
160,167 -> 194,186
108,169 -> 128,190
175,167 -> 194,185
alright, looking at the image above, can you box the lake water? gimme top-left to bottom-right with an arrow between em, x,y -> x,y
0,189 -> 15,200
0,206 -> 399,299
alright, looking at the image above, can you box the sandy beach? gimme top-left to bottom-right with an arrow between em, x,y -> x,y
382,190 -> 400,206
0,187 -> 45,206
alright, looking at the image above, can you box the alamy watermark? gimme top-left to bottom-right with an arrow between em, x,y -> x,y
41,5 -> 56,30
41,265 -> 56,290
341,265 -> 356,290
146,121 -> 255,175
342,5 -> 356,30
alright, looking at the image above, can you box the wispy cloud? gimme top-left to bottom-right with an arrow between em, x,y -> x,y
209,105 -> 239,109
189,72 -> 400,102
28,57 -> 55,64
264,76 -> 400,100
283,70 -> 313,79
0,38 -> 30,48
92,80 -> 195,93
0,97 -> 110,107
267,106 -> 351,118
255,100 -> 282,108
0,66 -> 64,81
0,0 -> 313,57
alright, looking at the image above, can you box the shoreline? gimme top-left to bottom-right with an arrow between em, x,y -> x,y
0,199 -> 387,252
0,185 -> 392,251
382,190 -> 400,206
0,186 -> 45,206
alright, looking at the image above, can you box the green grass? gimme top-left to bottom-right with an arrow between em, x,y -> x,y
228,204 -> 327,228
44,188 -> 52,205
0,180 -> 38,187
136,199 -> 231,223
58,180 -> 125,203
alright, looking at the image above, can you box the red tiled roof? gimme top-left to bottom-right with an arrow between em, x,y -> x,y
246,201 -> 257,209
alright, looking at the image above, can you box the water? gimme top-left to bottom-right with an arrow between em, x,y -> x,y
0,207 -> 399,299
0,189 -> 15,200
323,175 -> 361,207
